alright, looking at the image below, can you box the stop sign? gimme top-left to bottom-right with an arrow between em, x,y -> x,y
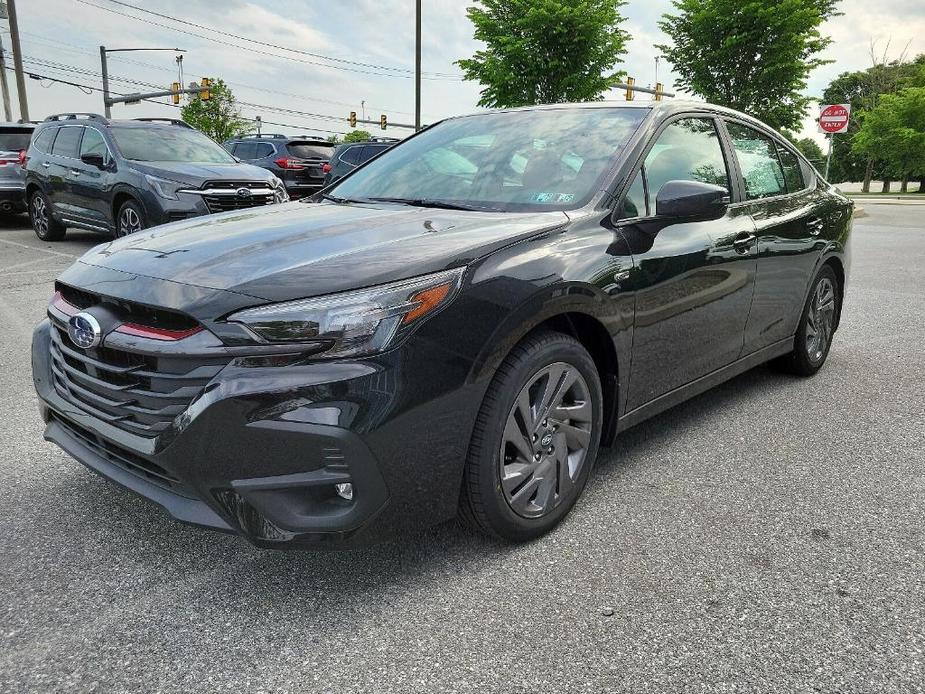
819,104 -> 851,134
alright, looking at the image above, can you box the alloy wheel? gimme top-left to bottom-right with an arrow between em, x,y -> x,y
118,207 -> 142,236
32,195 -> 49,237
499,362 -> 593,519
805,276 -> 836,362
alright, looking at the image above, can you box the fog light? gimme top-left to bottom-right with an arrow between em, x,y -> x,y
334,483 -> 354,501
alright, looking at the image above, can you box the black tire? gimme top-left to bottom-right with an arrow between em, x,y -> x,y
460,330 -> 603,541
29,190 -> 66,241
115,199 -> 146,237
774,264 -> 840,376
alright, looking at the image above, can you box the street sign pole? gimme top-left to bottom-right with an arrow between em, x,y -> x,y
824,134 -> 834,181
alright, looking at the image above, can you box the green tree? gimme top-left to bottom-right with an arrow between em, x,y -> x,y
853,87 -> 925,192
821,55 -> 925,187
343,130 -> 372,143
456,0 -> 630,108
657,0 -> 840,131
180,79 -> 252,142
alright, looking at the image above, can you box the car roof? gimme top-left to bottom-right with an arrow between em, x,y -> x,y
443,99 -> 774,130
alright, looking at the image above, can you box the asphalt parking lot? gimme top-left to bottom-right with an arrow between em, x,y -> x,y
1,204 -> 923,693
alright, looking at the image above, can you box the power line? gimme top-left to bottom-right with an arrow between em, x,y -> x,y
19,33 -> 422,117
74,0 -> 462,81
89,0 -> 461,79
4,65 -> 354,137
20,55 -> 367,127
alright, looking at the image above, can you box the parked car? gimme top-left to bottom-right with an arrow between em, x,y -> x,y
0,121 -> 35,215
33,101 -> 852,549
322,138 -> 396,186
223,133 -> 334,198
23,114 -> 288,241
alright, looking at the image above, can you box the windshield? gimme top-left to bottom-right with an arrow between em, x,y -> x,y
0,129 -> 32,151
330,107 -> 647,211
111,126 -> 236,163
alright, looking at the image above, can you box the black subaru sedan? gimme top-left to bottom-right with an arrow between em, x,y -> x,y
32,102 -> 852,548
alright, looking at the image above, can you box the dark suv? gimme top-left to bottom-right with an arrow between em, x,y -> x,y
32,102 -> 852,548
24,114 -> 288,241
322,139 -> 396,186
0,121 -> 34,215
224,134 -> 334,198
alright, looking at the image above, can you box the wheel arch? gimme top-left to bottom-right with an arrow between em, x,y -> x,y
472,295 -> 623,449
820,253 -> 846,331
111,189 -> 143,223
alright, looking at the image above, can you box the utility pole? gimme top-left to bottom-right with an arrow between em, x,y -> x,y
414,0 -> 421,131
6,0 -> 28,121
100,46 -> 111,118
0,37 -> 12,122
100,46 -> 185,118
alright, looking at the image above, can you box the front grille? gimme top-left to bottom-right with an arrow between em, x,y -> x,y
201,180 -> 276,215
57,283 -> 198,332
51,412 -> 194,497
49,325 -> 229,438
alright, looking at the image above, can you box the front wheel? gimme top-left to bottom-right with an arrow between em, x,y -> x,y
775,265 -> 840,376
116,199 -> 146,237
460,330 -> 602,541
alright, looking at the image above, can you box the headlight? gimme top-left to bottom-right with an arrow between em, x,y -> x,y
144,174 -> 184,200
227,268 -> 465,357
270,176 -> 289,202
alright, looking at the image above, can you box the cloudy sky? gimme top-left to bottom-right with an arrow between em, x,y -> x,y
4,0 -> 925,146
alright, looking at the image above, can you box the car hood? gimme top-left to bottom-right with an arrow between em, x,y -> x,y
130,161 -> 274,186
76,201 -> 569,303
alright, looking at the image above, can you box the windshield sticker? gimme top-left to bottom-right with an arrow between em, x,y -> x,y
530,192 -> 575,204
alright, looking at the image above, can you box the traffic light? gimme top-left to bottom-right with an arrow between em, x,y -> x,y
379,114 -> 387,130
171,82 -> 181,105
199,77 -> 211,101
654,82 -> 663,101
625,77 -> 635,101
348,111 -> 357,128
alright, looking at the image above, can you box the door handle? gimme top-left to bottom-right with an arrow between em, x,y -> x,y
807,217 -> 825,236
41,161 -> 51,168
70,169 -> 81,177
733,232 -> 757,252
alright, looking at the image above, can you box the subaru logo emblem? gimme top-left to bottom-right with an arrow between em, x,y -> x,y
236,187 -> 251,198
68,312 -> 102,350
540,433 -> 554,448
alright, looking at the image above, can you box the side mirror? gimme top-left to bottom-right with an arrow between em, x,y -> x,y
655,180 -> 729,219
80,153 -> 107,170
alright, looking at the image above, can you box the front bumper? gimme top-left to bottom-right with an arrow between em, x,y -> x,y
32,319 -> 482,548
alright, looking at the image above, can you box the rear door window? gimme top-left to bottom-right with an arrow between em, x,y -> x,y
726,122 -> 787,199
254,143 -> 275,159
51,127 -> 83,159
33,128 -> 56,154
775,145 -> 806,193
340,147 -> 363,165
233,141 -> 257,160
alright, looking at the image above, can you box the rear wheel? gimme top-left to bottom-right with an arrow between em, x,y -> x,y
116,200 -> 146,237
775,265 -> 840,376
29,190 -> 66,241
460,330 -> 602,541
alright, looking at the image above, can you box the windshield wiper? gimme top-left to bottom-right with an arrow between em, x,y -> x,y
320,193 -> 359,204
366,196 -> 488,211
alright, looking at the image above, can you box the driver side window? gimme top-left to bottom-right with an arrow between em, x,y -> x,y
643,117 -> 729,215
